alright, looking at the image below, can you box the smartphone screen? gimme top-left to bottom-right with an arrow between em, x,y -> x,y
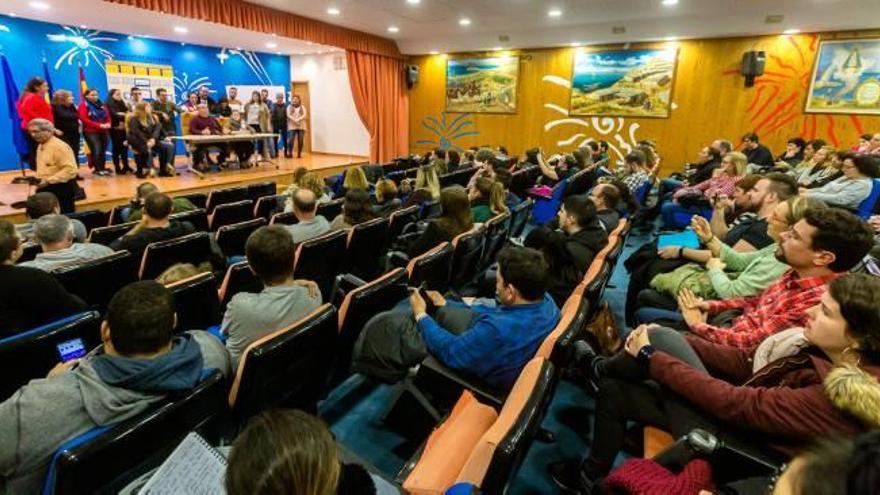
56,338 -> 86,362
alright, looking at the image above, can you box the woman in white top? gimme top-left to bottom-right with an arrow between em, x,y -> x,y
287,94 -> 307,159
805,153 -> 876,210
243,91 -> 270,159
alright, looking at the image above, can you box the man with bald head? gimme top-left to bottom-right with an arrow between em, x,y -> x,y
285,188 -> 330,244
188,103 -> 229,171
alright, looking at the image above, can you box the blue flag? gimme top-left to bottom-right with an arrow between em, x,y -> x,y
42,57 -> 54,101
1,54 -> 28,157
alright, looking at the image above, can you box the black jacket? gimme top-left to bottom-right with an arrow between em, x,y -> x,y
690,158 -> 721,185
127,117 -> 167,154
0,265 -> 86,338
107,99 -> 128,129
51,104 -> 80,142
745,144 -> 775,168
526,223 -> 608,306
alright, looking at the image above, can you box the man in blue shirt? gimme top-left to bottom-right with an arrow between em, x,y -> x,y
409,247 -> 561,389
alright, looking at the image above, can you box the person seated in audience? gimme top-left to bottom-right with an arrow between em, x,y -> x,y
681,145 -> 722,188
661,151 -> 747,228
430,156 -> 448,176
226,109 -> 257,166
525,195 -> 607,305
16,192 -> 87,243
0,219 -> 85,337
639,196 -> 826,325
709,138 -> 733,158
179,91 -> 199,114
552,273 -> 880,493
413,164 -> 441,201
854,133 -> 873,153
741,131 -> 775,171
446,149 -> 462,173
605,178 -> 640,219
338,165 -> 371,198
803,152 -> 877,210
493,168 -> 522,210
788,138 -> 827,175
226,409 -> 398,495
0,280 -> 231,493
868,132 -> 880,155
127,101 -> 175,178
406,186 -> 474,258
589,183 -> 622,232
188,103 -> 229,171
155,262 -> 209,286
617,150 -> 650,195
676,207 -> 873,348
409,247 -> 561,388
465,148 -> 499,189
469,177 -> 508,223
109,192 -> 196,259
792,145 -> 838,188
518,147 -> 540,168
222,226 -> 321,367
706,174 -> 760,237
18,214 -> 113,272
330,189 -> 376,231
372,179 -> 402,217
460,149 -> 476,168
537,150 -> 580,186
124,182 -> 196,222
284,188 -> 331,244
774,136 -> 806,168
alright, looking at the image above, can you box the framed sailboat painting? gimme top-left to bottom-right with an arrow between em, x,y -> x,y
806,38 -> 880,115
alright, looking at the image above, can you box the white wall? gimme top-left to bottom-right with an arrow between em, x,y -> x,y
290,53 -> 370,158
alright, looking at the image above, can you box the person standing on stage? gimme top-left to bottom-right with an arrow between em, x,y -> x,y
16,77 -> 53,171
51,90 -> 81,170
244,91 -> 270,161
196,85 -> 217,114
107,89 -> 132,175
127,86 -> 145,111
27,119 -> 78,213
152,88 -> 179,138
287,94 -> 307,159
77,88 -> 111,176
270,93 -> 288,159
227,87 -> 243,112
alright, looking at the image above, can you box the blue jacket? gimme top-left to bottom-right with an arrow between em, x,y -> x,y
417,295 -> 560,388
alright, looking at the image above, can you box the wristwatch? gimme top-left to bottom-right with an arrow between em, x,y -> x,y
637,345 -> 655,366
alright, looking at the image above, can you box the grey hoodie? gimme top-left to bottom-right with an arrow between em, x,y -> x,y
0,331 -> 230,494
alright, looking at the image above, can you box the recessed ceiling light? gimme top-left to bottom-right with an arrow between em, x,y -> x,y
548,9 -> 562,17
661,0 -> 678,5
8,12 -> 18,17
266,42 -> 278,48
783,28 -> 800,34
180,42 -> 186,46
570,42 -> 582,47
79,24 -> 87,28
327,7 -> 340,15
429,50 -> 439,54
407,0 -> 420,4
29,2 -> 50,10
235,46 -> 242,50
388,26 -> 399,33
459,18 -> 471,26
271,32 -> 277,37
492,46 -> 502,51
664,36 -> 677,41
173,26 -> 188,33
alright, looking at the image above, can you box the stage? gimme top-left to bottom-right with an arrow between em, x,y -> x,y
0,152 -> 368,223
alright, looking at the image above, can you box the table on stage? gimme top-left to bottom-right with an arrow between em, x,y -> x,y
171,132 -> 279,177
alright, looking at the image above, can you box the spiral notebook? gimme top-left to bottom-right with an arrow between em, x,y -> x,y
140,432 -> 227,495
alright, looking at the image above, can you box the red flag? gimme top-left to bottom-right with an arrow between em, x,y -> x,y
78,65 -> 88,102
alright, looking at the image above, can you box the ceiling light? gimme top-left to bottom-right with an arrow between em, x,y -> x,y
783,28 -> 800,35
276,52 -> 281,55
548,9 -> 562,17
271,32 -> 277,37
661,0 -> 678,5
327,7 -> 340,15
407,0 -> 421,4
173,26 -> 188,33
570,42 -> 582,47
388,26 -> 399,33
459,18 -> 471,26
29,2 -> 50,10
429,50 -> 439,55
664,36 -> 677,41
8,12 -> 17,17
79,24 -> 87,28
266,42 -> 278,48
235,46 -> 242,50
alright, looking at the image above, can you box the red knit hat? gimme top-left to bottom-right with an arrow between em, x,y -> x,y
601,458 -> 713,495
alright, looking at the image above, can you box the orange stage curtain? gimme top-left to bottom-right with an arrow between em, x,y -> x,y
346,51 -> 409,163
102,0 -> 401,58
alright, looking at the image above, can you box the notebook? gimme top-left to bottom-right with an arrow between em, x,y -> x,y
657,229 -> 701,249
140,432 -> 227,495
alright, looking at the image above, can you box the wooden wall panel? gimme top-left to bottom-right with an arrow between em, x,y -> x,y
408,31 -> 880,175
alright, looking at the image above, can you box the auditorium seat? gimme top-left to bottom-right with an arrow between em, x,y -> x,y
345,217 -> 389,280
45,370 -> 226,495
107,204 -> 129,226
0,311 -> 102,400
208,200 -> 254,231
205,186 -> 249,213
529,178 -> 569,225
65,210 -> 108,234
228,304 -> 337,419
387,205 -> 420,241
399,358 -> 555,494
215,218 -> 265,258
166,272 -> 222,332
293,230 -> 348,300
139,232 -> 213,280
385,170 -> 406,184
564,168 -> 594,197
406,242 -> 453,292
170,208 -> 209,232
18,242 -> 41,264
218,260 -> 263,309
54,251 -> 138,313
510,166 -> 540,198
856,178 -> 880,219
420,200 -> 442,220
253,194 -> 286,221
88,222 -> 136,246
479,212 -> 510,270
316,198 -> 344,222
449,228 -> 486,291
246,181 -> 277,201
269,211 -> 298,225
508,199 -> 533,239
176,192 -> 207,209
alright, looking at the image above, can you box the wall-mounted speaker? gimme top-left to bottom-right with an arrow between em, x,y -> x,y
741,50 -> 766,87
406,64 -> 419,88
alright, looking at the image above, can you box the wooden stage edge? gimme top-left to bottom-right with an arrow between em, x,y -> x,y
0,152 -> 368,223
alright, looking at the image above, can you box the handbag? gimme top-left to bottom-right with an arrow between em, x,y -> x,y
585,301 -> 622,356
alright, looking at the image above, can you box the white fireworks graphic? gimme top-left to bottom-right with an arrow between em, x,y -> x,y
216,48 -> 273,85
174,73 -> 214,104
46,26 -> 117,70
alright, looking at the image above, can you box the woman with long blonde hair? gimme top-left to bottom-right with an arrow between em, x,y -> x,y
469,177 -> 508,223
415,165 -> 441,200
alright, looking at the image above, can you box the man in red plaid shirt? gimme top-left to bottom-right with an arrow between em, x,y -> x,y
678,207 -> 874,348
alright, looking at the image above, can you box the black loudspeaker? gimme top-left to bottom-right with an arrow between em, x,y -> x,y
741,51 -> 766,87
406,64 -> 419,88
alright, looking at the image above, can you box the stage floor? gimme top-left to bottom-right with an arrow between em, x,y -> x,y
0,152 -> 367,222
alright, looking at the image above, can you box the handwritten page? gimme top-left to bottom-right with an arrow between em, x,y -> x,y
140,432 -> 227,495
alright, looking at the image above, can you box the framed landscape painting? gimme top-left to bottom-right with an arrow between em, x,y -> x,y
805,38 -> 880,115
569,48 -> 678,118
446,55 -> 519,113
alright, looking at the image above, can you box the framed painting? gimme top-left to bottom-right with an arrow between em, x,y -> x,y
569,48 -> 678,118
805,38 -> 880,115
446,55 -> 519,113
